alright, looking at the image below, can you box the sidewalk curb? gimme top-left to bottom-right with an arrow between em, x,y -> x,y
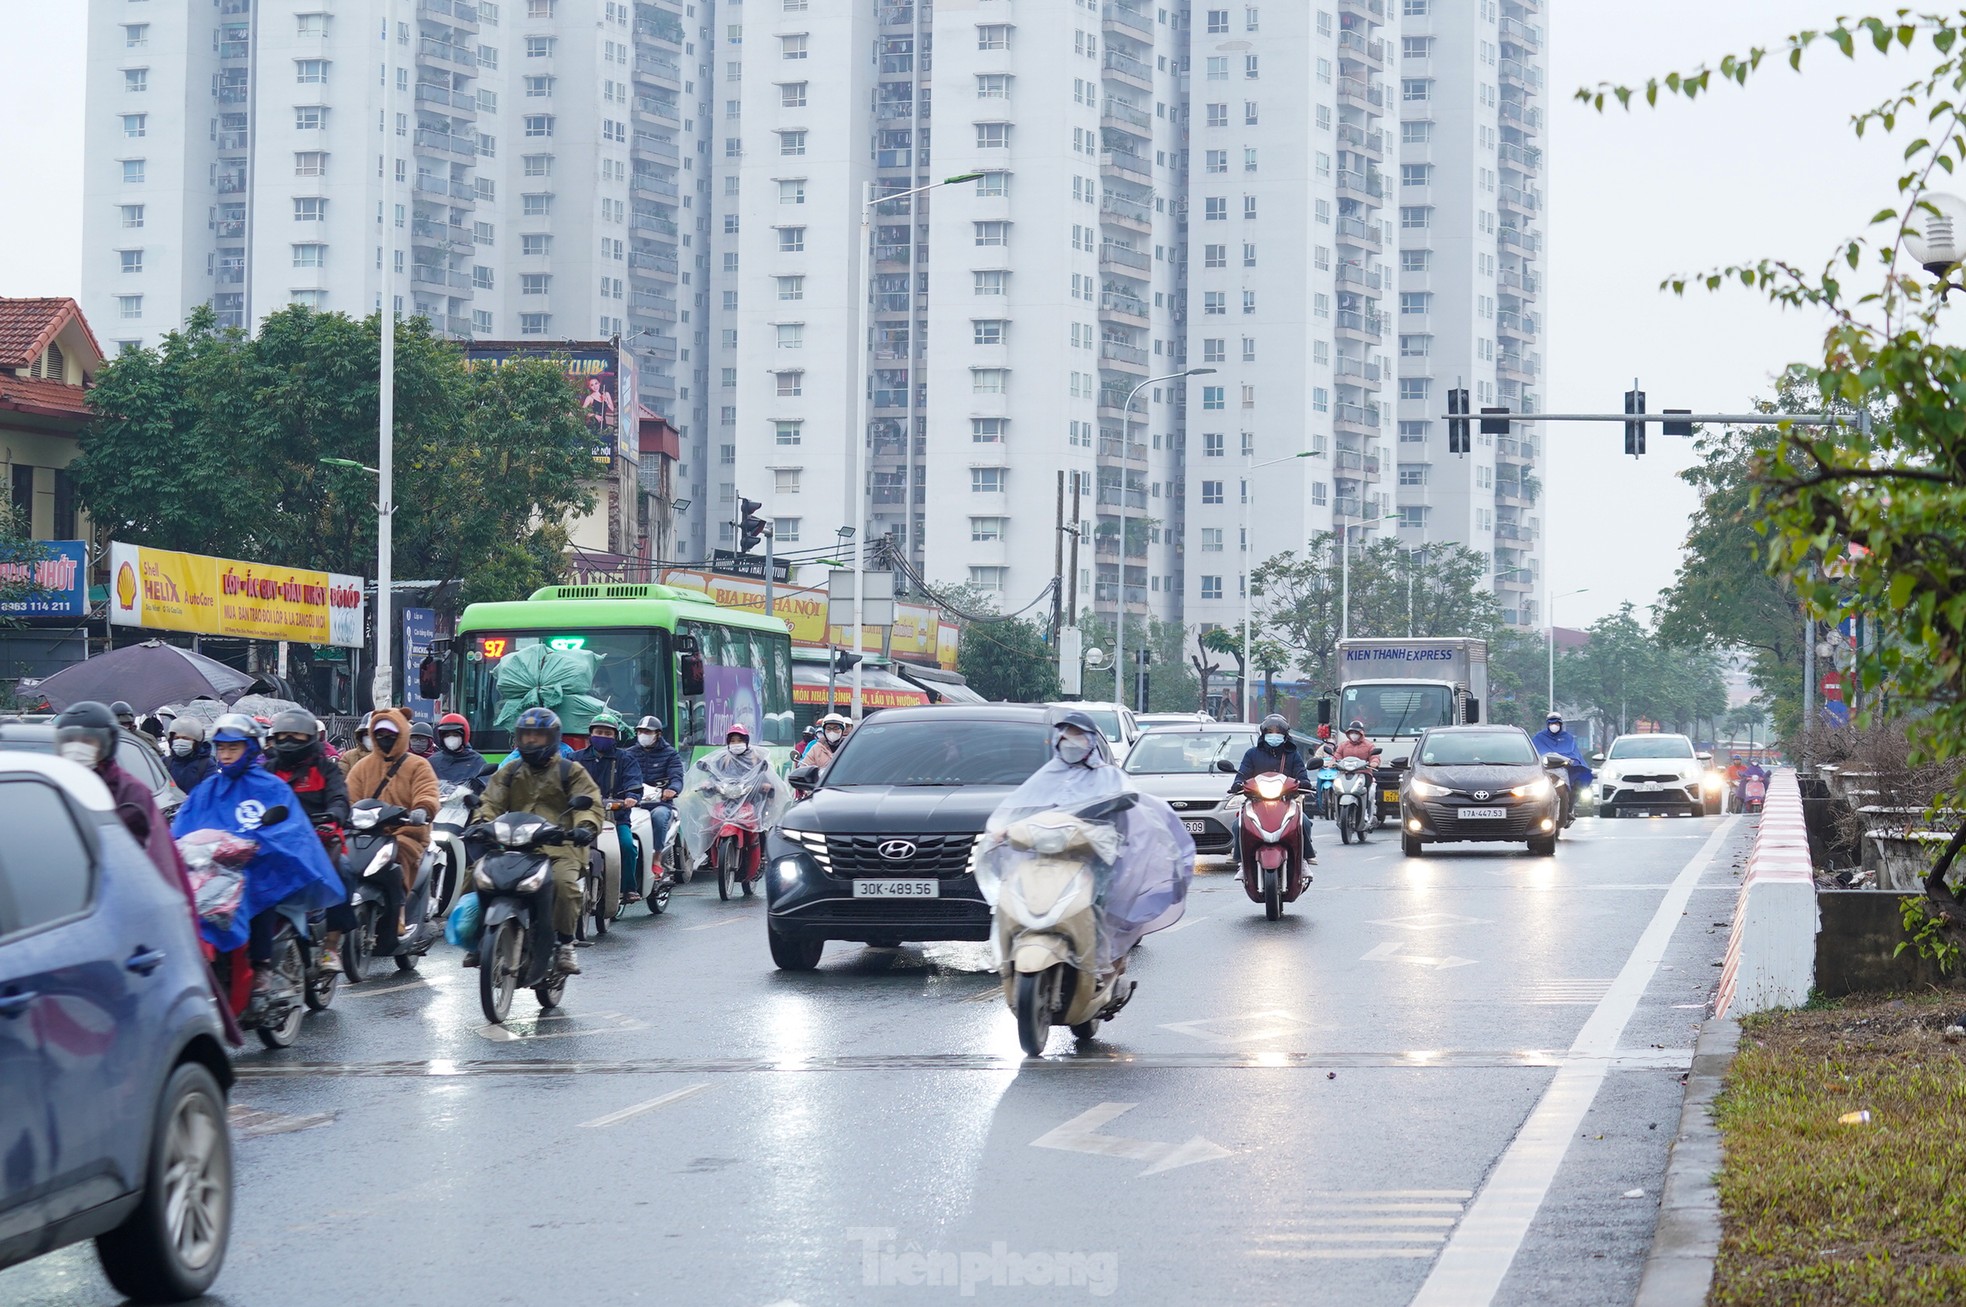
1634,1015 -> 1740,1307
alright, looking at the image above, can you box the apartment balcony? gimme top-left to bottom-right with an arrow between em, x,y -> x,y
1095,486 -> 1149,511
214,264 -> 245,286
628,291 -> 677,322
411,218 -> 472,251
1096,436 -> 1149,465
1494,480 -> 1532,509
1497,225 -> 1541,257
1336,168 -> 1384,202
213,85 -> 248,105
412,265 -> 472,291
1494,565 -> 1534,589
419,0 -> 481,28
1496,350 -> 1534,383
1099,192 -> 1152,233
1498,183 -> 1540,217
1496,436 -> 1537,466
215,171 -> 247,194
415,127 -> 478,160
1099,241 -> 1151,274
1339,0 -> 1388,23
1498,58 -> 1542,92
414,83 -> 474,112
1336,77 -> 1384,111
1337,29 -> 1386,69
1334,309 -> 1382,344
1500,15 -> 1543,53
879,4 -> 917,27
1333,402 -> 1381,435
637,135 -> 681,166
1335,263 -> 1383,293
1499,140 -> 1542,172
634,95 -> 681,124
1337,215 -> 1382,251
1102,50 -> 1154,92
1101,97 -> 1153,139
1104,2 -> 1154,40
214,129 -> 249,151
1336,122 -> 1385,161
418,37 -> 477,70
1335,354 -> 1382,384
1499,267 -> 1541,295
632,172 -> 681,201
212,217 -> 245,239
635,53 -> 682,86
1099,340 -> 1150,374
1496,310 -> 1538,343
629,213 -> 679,238
629,250 -> 680,276
1494,521 -> 1538,545
875,100 -> 922,122
1099,149 -> 1153,187
1099,290 -> 1150,326
1499,99 -> 1543,134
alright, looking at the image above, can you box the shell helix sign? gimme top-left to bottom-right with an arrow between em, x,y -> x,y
109,541 -> 366,648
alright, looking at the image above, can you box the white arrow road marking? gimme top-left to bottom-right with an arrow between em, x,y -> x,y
684,916 -> 752,931
1158,1010 -> 1310,1045
1361,941 -> 1477,970
1367,911 -> 1492,931
578,1083 -> 710,1128
1030,1102 -> 1232,1176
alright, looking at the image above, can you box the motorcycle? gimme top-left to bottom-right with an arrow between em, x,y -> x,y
1334,752 -> 1382,843
634,791 -> 678,915
340,799 -> 441,978
983,796 -> 1140,1056
469,794 -> 594,1024
180,811 -> 332,1049
697,779 -> 765,901
1235,772 -> 1309,921
430,781 -> 479,919
1314,753 -> 1340,823
1742,775 -> 1767,814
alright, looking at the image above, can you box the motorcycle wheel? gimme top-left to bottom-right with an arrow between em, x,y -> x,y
1013,971 -> 1051,1057
716,836 -> 738,902
346,903 -> 376,983
1070,1018 -> 1101,1041
646,881 -> 672,915
479,920 -> 522,1025
302,949 -> 338,1012
1338,807 -> 1355,845
534,972 -> 567,1011
1262,867 -> 1282,921
256,936 -> 306,1049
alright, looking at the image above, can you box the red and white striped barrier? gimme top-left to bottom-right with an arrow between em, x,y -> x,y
1715,769 -> 1818,1016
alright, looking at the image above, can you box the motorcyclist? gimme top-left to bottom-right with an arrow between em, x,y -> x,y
407,720 -> 437,759
1331,719 -> 1378,763
1530,711 -> 1592,826
802,713 -> 852,770
1737,756 -> 1769,809
1229,713 -> 1317,864
624,714 -> 685,871
266,710 -> 355,975
471,706 -> 605,974
345,708 -> 442,901
571,709 -> 646,903
110,700 -> 138,733
172,713 -> 344,1003
166,716 -> 218,794
680,724 -> 778,869
337,711 -> 375,777
430,711 -> 489,792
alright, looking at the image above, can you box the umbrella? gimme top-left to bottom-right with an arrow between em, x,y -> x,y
173,694 -> 306,728
26,640 -> 256,713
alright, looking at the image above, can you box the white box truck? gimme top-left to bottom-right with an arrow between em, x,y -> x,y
1326,637 -> 1489,769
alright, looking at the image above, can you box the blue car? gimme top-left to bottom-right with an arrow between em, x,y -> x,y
0,753 -> 234,1301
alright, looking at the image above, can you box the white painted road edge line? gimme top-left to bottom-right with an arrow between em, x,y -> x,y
578,1082 -> 711,1128
1409,817 -> 1738,1307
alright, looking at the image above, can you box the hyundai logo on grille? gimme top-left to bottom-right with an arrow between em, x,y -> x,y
877,839 -> 918,861
1472,790 -> 1491,801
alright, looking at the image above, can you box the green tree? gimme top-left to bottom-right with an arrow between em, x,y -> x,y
1557,603 -> 1729,737
0,504 -> 48,619
78,305 -> 595,607
955,615 -> 1061,703
1072,611 -> 1202,712
1485,628 -> 1553,730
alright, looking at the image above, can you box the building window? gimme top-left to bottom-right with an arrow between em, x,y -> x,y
777,179 -> 805,205
772,468 -> 801,494
1243,291 -> 1257,314
1204,292 -> 1226,316
1201,528 -> 1224,552
519,313 -> 550,335
1399,378 -> 1431,401
1401,249 -> 1430,273
776,323 -> 804,349
1402,79 -> 1432,102
1207,57 -> 1228,81
780,33 -> 808,59
291,289 -> 327,309
117,294 -> 142,320
1245,54 -> 1260,79
294,151 -> 326,176
117,248 -> 143,274
1400,292 -> 1431,315
978,171 -> 1010,197
778,130 -> 807,156
975,123 -> 1011,149
1312,482 -> 1329,507
773,517 -> 801,541
521,233 -> 550,255
971,468 -> 1007,493
120,159 -> 145,184
525,75 -> 554,97
774,421 -> 803,446
1400,206 -> 1432,229
293,197 -> 327,221
525,36 -> 555,58
973,221 -> 1009,247
977,25 -> 1011,51
473,266 -> 494,289
775,371 -> 804,397
1200,576 -> 1224,600
120,113 -> 146,139
972,319 -> 1007,346
977,73 -> 1011,99
1403,120 -> 1434,145
1201,480 -> 1224,505
471,310 -> 493,334
970,517 -> 1007,542
296,59 -> 328,84
124,23 -> 149,47
294,106 -> 326,130
120,204 -> 144,229
1204,197 -> 1227,221
778,226 -> 806,252
780,81 -> 807,107
775,275 -> 805,301
971,418 -> 1009,443
291,243 -> 326,268
1402,164 -> 1433,188
972,368 -> 1008,394
1202,432 -> 1225,457
520,273 -> 551,295
124,68 -> 148,92
973,270 -> 1009,296
524,115 -> 554,137
969,566 -> 1009,590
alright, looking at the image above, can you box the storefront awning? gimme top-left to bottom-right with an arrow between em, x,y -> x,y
791,661 -> 931,710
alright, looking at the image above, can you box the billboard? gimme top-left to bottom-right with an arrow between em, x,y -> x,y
108,542 -> 365,647
462,341 -> 636,469
657,568 -> 958,669
0,540 -> 88,619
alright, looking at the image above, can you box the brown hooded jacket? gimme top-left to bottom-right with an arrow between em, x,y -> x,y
344,707 -> 442,884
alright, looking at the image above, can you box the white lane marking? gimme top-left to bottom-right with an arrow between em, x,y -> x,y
1368,912 -> 1492,931
1410,816 -> 1738,1307
228,1106 -> 337,1138
335,977 -> 436,999
1158,1010 -> 1311,1045
1255,1189 -> 1472,1260
684,916 -> 751,931
1030,1102 -> 1233,1176
1305,1190 -> 1476,1199
473,1011 -> 648,1042
1361,941 -> 1477,970
1155,908 -> 1221,935
1251,1249 -> 1437,1259
578,1083 -> 710,1128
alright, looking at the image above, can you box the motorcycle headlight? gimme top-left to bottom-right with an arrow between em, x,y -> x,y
475,864 -> 496,890
363,843 -> 396,879
515,864 -> 552,895
493,815 -> 524,846
351,807 -> 381,831
1510,777 -> 1553,800
1252,776 -> 1285,801
1409,779 -> 1450,799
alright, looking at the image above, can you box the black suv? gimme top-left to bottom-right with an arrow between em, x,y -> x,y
763,705 -> 1055,970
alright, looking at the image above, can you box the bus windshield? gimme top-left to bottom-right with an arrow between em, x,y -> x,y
1339,684 -> 1454,738
457,629 -> 667,753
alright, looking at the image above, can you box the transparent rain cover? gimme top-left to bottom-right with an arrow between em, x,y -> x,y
674,747 -> 794,866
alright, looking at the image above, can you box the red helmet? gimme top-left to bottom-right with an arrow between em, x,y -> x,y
437,711 -> 471,744
724,723 -> 751,742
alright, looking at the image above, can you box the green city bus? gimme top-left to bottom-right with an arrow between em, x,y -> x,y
448,583 -> 794,760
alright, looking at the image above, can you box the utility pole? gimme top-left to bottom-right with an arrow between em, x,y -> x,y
1052,469 -> 1065,642
1067,478 -> 1081,626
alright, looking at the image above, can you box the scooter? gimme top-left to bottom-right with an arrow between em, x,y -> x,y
471,794 -> 594,1024
696,778 -> 766,901
634,792 -> 677,914
340,799 -> 441,978
1742,776 -> 1767,814
430,781 -> 479,920
578,798 -> 633,939
1314,752 -> 1340,823
1334,753 -> 1382,843
987,795 -> 1140,1056
1235,772 -> 1309,921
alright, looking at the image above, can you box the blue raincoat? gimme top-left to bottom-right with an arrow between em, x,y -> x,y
172,743 -> 345,951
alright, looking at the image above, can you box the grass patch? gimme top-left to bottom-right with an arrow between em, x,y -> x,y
1711,992 -> 1966,1305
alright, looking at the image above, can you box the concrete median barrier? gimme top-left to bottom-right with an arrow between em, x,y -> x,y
1715,769 -> 1819,1016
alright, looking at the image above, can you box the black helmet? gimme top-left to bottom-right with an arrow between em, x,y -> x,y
513,706 -> 563,767
268,709 -> 320,768
108,700 -> 137,727
636,715 -> 664,734
1346,719 -> 1368,735
54,701 -> 119,768
1260,713 -> 1291,739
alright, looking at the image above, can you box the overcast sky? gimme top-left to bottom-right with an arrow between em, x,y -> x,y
0,4 -> 1918,628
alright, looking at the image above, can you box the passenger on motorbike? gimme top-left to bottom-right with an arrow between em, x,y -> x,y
1530,712 -> 1592,825
266,710 -> 356,975
624,714 -> 685,866
430,712 -> 490,792
802,713 -> 853,770
172,713 -> 345,1001
166,716 -> 217,794
1332,720 -> 1377,763
1229,713 -> 1317,863
571,709 -> 646,902
407,720 -> 437,759
337,711 -> 375,777
471,707 -> 605,974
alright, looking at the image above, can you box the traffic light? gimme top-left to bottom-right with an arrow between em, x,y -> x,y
1447,387 -> 1471,454
1479,405 -> 1511,436
830,648 -> 862,674
738,497 -> 768,553
1661,408 -> 1693,438
1623,389 -> 1647,456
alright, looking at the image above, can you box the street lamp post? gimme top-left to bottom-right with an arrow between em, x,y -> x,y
1339,510 -> 1401,643
1548,586 -> 1589,711
849,173 -> 986,720
1112,367 -> 1214,713
320,457 -> 390,708
1240,450 -> 1315,722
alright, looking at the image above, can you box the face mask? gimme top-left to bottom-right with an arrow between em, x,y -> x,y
59,740 -> 103,767
1263,733 -> 1285,748
728,741 -> 749,756
1056,737 -> 1093,765
1548,723 -> 1563,734
372,732 -> 400,753
272,740 -> 315,767
517,740 -> 554,767
410,739 -> 433,756
824,729 -> 843,743
171,738 -> 194,757
590,735 -> 617,754
441,734 -> 465,752
356,735 -> 371,751
1348,734 -> 1364,744
636,732 -> 658,748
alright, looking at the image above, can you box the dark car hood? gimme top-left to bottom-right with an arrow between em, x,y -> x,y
783,784 -> 1018,835
1416,764 -> 1544,792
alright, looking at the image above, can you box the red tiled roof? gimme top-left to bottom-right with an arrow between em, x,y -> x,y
0,373 -> 92,422
0,297 -> 102,370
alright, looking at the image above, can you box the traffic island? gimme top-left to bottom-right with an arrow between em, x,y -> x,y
1709,993 -> 1966,1306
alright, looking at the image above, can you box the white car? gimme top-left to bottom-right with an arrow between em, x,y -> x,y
1593,733 -> 1722,818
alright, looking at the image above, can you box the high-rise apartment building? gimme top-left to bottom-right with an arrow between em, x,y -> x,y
1394,0 -> 1546,629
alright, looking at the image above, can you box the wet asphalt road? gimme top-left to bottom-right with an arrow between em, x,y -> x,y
2,813 -> 1753,1307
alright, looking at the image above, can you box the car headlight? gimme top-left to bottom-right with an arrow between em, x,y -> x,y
1510,777 -> 1554,800
1702,771 -> 1724,791
1409,779 -> 1450,799
773,856 -> 804,888
1252,776 -> 1286,801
